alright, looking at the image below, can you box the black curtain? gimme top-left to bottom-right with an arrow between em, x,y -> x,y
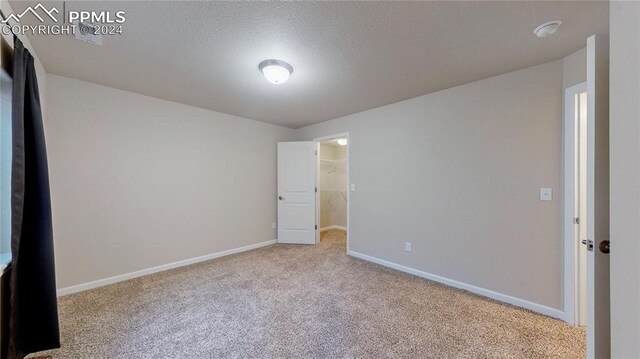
7,37 -> 59,359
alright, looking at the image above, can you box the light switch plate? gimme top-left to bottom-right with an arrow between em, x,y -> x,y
540,187 -> 553,201
405,242 -> 412,252
350,183 -> 356,192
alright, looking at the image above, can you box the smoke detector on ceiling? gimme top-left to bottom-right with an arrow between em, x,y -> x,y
74,22 -> 102,46
533,20 -> 562,38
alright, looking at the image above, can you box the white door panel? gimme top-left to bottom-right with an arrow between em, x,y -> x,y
586,34 -> 610,359
277,142 -> 316,244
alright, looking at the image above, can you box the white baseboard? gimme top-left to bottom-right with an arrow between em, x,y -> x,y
57,239 -> 277,297
320,225 -> 347,232
347,250 -> 564,320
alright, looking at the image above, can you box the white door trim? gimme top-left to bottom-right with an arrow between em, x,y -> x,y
314,132 -> 350,252
563,81 -> 588,325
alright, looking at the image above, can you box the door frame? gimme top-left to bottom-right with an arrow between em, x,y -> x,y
313,132 -> 350,252
563,81 -> 588,326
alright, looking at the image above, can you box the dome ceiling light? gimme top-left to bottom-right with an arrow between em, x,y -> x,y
533,20 -> 562,38
259,59 -> 293,85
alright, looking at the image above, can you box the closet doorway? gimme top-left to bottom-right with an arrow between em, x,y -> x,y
315,133 -> 349,253
564,82 -> 588,327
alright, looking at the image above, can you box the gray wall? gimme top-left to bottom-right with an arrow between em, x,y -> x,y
45,75 -> 295,288
563,47 -> 587,89
610,1 -> 640,357
295,60 -> 565,309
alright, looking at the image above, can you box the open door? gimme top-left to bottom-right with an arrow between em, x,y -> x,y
586,34 -> 610,359
277,141 -> 317,244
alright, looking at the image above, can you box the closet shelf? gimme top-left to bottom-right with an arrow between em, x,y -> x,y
320,158 -> 348,174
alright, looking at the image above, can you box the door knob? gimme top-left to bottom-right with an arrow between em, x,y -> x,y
278,196 -> 285,200
599,240 -> 610,254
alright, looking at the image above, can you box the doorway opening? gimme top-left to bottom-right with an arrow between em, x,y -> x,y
315,134 -> 349,253
564,82 -> 588,327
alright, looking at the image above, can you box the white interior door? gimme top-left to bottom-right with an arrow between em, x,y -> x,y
277,141 -> 316,244
586,34 -> 610,359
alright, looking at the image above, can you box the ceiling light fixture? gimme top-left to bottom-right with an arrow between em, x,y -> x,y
337,138 -> 348,146
259,59 -> 293,85
533,20 -> 562,38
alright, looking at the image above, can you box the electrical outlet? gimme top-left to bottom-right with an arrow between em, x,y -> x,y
405,242 -> 412,252
272,222 -> 276,229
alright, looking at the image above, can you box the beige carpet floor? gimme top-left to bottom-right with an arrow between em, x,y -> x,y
30,230 -> 585,358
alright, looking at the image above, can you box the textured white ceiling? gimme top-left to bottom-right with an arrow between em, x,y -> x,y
12,1 -> 608,128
